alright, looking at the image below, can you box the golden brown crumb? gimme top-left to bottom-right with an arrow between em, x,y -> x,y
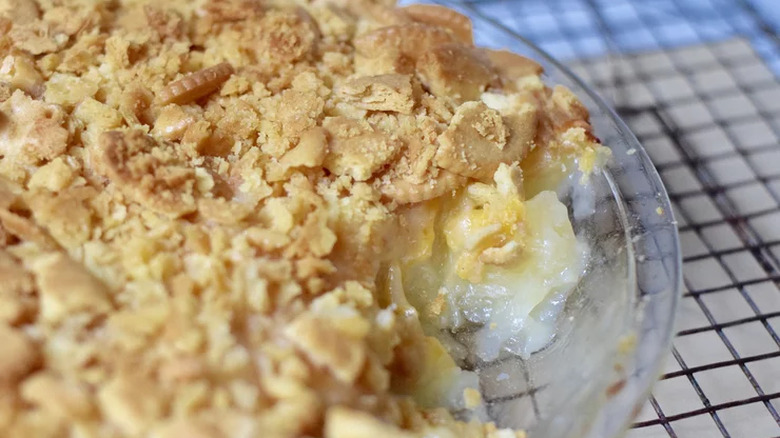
0,83 -> 11,102
158,63 -> 235,105
152,105 -> 198,141
0,208 -> 59,250
0,54 -> 44,97
354,23 -> 455,74
0,250 -> 36,324
322,116 -> 402,181
280,127 -> 328,169
338,74 -> 416,114
95,130 -> 198,217
0,323 -> 39,384
485,50 -> 544,81
417,44 -> 499,104
380,168 -> 467,204
400,4 -> 474,44
0,91 -> 70,165
285,311 -> 367,383
30,252 -> 112,324
20,372 -> 94,420
435,101 -> 531,181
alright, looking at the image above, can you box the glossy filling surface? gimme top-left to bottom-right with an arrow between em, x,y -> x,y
389,161 -> 593,411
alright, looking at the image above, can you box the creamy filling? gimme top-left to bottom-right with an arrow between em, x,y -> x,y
388,163 -> 590,410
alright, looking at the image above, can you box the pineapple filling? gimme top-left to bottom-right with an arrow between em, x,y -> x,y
390,163 -> 590,409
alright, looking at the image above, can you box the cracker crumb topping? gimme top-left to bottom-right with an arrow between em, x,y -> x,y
0,1 -> 605,437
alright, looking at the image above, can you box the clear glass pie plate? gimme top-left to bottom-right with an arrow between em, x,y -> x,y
405,2 -> 683,438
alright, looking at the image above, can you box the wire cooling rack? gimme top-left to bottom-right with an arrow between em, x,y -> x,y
402,0 -> 780,436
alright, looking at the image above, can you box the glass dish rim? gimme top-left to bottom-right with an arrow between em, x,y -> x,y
425,1 -> 684,436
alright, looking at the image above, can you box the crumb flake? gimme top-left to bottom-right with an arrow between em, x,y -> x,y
323,116 -> 402,181
417,44 -> 499,104
338,74 -> 416,114
400,4 -> 474,44
435,101 -> 535,181
96,130 -> 198,217
0,324 -> 39,384
30,252 -> 112,324
158,63 -> 235,105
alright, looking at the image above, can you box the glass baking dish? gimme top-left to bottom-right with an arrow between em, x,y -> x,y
409,2 -> 683,438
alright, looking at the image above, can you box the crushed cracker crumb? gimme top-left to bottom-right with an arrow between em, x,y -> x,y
0,1 -> 607,437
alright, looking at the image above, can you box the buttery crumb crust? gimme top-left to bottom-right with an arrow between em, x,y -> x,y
0,1 -> 601,437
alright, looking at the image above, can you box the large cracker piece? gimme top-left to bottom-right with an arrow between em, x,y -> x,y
322,116 -> 402,181
436,101 -> 536,180
417,44 -> 499,104
354,22 -> 455,74
95,130 -> 197,217
337,74 -> 415,114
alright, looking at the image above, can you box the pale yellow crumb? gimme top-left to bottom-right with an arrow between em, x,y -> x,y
464,388 -> 483,410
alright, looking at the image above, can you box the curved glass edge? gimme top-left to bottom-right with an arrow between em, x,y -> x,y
425,2 -> 683,437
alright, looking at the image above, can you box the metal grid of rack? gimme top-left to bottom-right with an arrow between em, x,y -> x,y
421,0 -> 779,436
